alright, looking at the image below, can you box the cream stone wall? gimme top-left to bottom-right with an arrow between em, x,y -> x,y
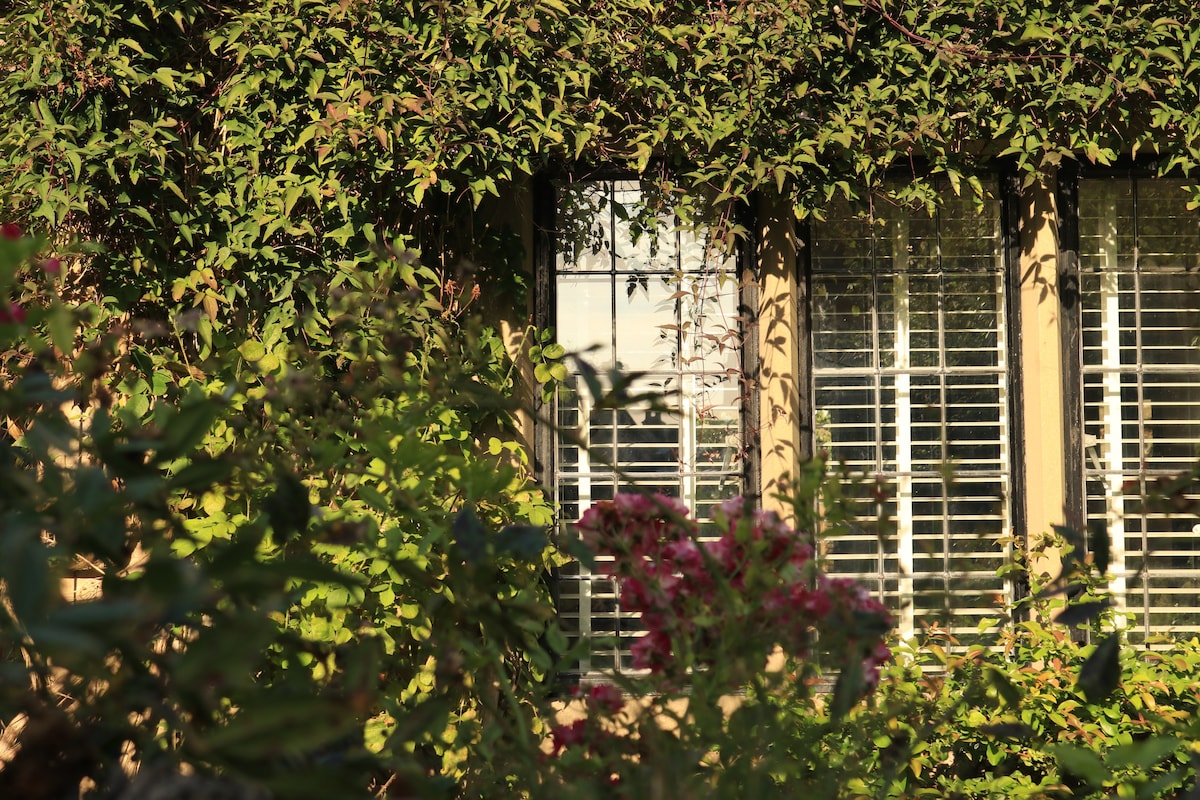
755,194 -> 803,524
1017,178 -> 1067,575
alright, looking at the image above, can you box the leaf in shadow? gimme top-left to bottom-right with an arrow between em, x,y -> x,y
1078,633 -> 1121,704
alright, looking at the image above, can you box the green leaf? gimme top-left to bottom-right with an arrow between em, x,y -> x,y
562,536 -> 596,570
1054,599 -> 1111,627
544,622 -> 569,655
1018,24 -> 1054,42
1,530 -> 51,625
453,507 -> 489,565
23,623 -> 107,660
45,598 -> 146,630
495,524 -> 547,560
1090,520 -> 1110,575
238,340 -> 267,362
157,395 -> 221,462
978,721 -> 1034,739
201,696 -> 359,760
829,658 -> 866,723
169,458 -> 236,492
1049,743 -> 1112,787
1106,736 -> 1182,770
1078,633 -> 1122,704
263,472 -> 311,538
47,306 -> 76,355
986,665 -> 1022,708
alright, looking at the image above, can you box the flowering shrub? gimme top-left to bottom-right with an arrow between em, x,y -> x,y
536,500 -> 1200,799
548,686 -> 627,757
529,493 -> 896,799
578,493 -> 893,688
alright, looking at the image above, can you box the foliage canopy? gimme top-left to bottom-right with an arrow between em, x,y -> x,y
5,0 -> 1200,288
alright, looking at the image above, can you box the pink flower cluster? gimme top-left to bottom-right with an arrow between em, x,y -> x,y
578,494 -> 893,688
0,222 -> 59,326
548,684 -> 627,757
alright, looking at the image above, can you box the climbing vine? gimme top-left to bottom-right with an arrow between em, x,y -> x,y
3,1 -> 1200,277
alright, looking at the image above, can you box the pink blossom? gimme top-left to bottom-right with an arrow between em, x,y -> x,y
1,223 -> 20,240
706,536 -> 734,570
550,719 -> 587,754
661,538 -> 703,573
579,494 -> 695,562
620,576 -> 653,611
0,302 -> 25,324
41,257 -> 61,275
587,684 -> 625,717
861,641 -> 893,690
630,629 -> 672,671
790,584 -> 832,619
614,492 -> 687,517
583,493 -> 894,686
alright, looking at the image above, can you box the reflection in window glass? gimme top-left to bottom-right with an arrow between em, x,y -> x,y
811,190 -> 1011,642
554,181 -> 745,675
1080,176 -> 1200,644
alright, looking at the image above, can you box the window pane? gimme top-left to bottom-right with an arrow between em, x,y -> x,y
556,182 -> 615,273
557,274 -> 614,368
812,189 -> 1011,643
1080,175 -> 1200,645
812,274 -> 876,370
553,180 -> 745,675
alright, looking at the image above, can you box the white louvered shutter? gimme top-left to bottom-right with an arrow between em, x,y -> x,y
1080,177 -> 1200,644
810,192 -> 1012,642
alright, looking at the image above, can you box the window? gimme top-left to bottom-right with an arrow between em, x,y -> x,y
1079,175 -> 1200,643
810,190 -> 1013,641
549,180 -> 747,674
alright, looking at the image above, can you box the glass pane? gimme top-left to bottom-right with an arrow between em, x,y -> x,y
945,375 -> 1005,471
814,376 -> 878,470
553,179 -> 745,673
944,275 -> 1001,368
1137,180 -> 1200,272
611,180 -> 677,273
1079,178 -> 1135,273
614,274 -> 679,373
556,182 -> 614,273
811,275 -> 875,370
812,181 -> 1010,642
1139,272 -> 1200,366
1080,175 -> 1200,645
557,274 -> 614,368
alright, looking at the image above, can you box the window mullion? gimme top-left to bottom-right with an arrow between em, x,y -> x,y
1130,177 -> 1151,636
994,203 -> 1013,609
1098,185 -> 1128,626
891,216 -> 915,640
936,207 -> 952,598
